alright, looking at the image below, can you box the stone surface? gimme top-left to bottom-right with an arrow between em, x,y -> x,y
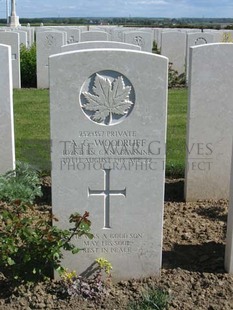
225,143 -> 233,273
13,30 -> 27,47
81,31 -> 109,42
161,31 -> 186,74
0,31 -> 20,88
61,41 -> 141,52
8,0 -> 20,28
50,49 -> 168,280
0,44 -> 15,174
111,28 -> 126,42
65,28 -> 81,44
46,26 -> 81,44
185,43 -> 233,201
20,26 -> 35,47
36,31 -> 65,88
153,28 -> 162,49
123,31 -> 153,52
186,32 -> 214,82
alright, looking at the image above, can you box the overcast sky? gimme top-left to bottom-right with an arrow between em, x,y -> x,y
0,0 -> 233,19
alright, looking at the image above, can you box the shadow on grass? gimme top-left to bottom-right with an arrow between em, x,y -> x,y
16,139 -> 51,173
165,179 -> 184,202
163,242 -> 225,273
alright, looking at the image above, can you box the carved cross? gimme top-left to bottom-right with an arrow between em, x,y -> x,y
88,169 -> 126,229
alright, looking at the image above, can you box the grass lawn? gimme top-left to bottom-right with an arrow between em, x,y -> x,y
166,88 -> 188,177
13,89 -> 50,173
13,87 -> 188,177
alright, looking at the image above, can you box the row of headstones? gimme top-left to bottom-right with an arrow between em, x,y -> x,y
0,26 -> 35,88
0,26 -> 35,47
36,26 -> 233,88
1,41 -> 233,280
1,24 -> 233,90
36,25 -> 233,51
0,25 -> 155,89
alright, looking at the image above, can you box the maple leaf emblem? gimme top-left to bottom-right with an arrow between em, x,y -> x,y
82,74 -> 133,125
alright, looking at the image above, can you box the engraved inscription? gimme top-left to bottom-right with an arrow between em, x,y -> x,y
88,169 -> 126,229
195,37 -> 208,45
44,34 -> 56,48
82,232 -> 143,254
133,36 -> 145,47
67,35 -> 75,44
59,130 -> 165,172
80,71 -> 135,126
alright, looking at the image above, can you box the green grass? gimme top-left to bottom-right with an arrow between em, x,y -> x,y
14,89 -> 50,172
13,88 -> 188,177
166,88 -> 188,177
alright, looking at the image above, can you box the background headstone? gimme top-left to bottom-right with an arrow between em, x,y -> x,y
0,44 -> 15,174
186,32 -> 215,82
13,30 -> 28,47
36,31 -> 65,88
161,31 -> 186,74
81,31 -> 109,42
123,31 -> 153,52
50,49 -> 168,280
111,28 -> 126,42
20,26 -> 35,47
0,31 -> 21,88
44,26 -> 81,44
61,41 -> 141,52
185,43 -> 233,201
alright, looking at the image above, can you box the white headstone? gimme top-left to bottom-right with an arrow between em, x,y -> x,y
111,28 -> 126,42
81,31 -> 109,42
0,31 -> 21,88
36,31 -> 65,88
124,31 -> 153,52
225,141 -> 233,273
20,26 -> 35,47
161,31 -> 186,74
44,27 -> 81,44
61,41 -> 141,53
50,49 -> 168,280
185,43 -> 233,201
0,44 -> 15,174
13,30 -> 28,47
153,28 -> 162,49
65,28 -> 81,44
186,32 -> 214,82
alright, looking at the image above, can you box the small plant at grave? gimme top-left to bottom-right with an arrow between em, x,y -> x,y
0,163 -> 93,283
60,258 -> 112,301
127,286 -> 169,310
20,43 -> 37,88
95,257 -> 112,276
0,206 -> 94,282
168,62 -> 186,88
152,40 -> 161,54
0,162 -> 42,204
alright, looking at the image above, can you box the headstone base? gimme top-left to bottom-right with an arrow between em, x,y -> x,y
8,16 -> 20,28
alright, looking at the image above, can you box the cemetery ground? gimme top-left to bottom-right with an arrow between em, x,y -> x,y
0,88 -> 232,309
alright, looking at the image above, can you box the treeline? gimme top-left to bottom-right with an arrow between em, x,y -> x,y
0,17 -> 233,29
